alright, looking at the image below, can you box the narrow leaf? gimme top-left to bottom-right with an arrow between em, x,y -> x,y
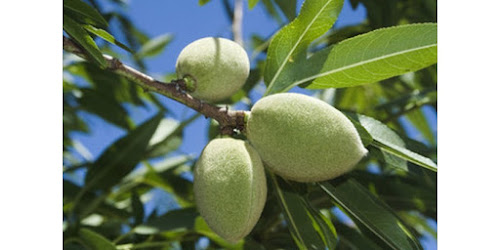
261,0 -> 285,24
135,34 -> 173,59
347,113 -> 437,172
271,174 -> 338,249
142,207 -> 198,232
264,0 -> 344,94
131,189 -> 145,226
249,0 -> 260,9
199,0 -> 211,6
275,0 -> 297,22
64,0 -> 108,28
334,222 -> 383,250
77,88 -> 131,130
405,108 -> 436,145
371,140 -> 437,172
146,114 -> 199,158
344,113 -> 373,147
85,113 -> 164,190
319,179 -> 422,250
83,25 -> 133,53
78,228 -> 116,250
64,14 -> 107,67
299,23 -> 437,90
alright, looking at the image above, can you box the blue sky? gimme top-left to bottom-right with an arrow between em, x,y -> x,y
66,1 -> 436,249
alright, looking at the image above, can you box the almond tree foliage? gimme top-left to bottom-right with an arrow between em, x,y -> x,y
63,0 -> 437,249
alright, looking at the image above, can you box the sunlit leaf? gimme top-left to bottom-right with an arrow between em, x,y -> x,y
83,25 -> 133,53
249,0 -> 260,9
347,113 -> 437,172
264,0 -> 343,95
64,14 -> 107,67
299,24 -> 437,90
199,0 -> 212,6
64,0 -> 108,28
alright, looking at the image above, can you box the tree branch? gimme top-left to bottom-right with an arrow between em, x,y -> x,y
63,36 -> 247,135
232,0 -> 244,46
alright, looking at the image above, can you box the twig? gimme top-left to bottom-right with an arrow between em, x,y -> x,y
232,0 -> 244,46
63,36 -> 247,135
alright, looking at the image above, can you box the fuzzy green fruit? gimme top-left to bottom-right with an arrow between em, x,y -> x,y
246,93 -> 368,182
194,138 -> 267,243
175,37 -> 250,102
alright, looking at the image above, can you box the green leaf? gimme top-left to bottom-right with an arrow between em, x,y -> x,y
135,34 -> 173,59
194,216 -> 244,248
65,62 -> 145,107
264,0 -> 343,95
64,0 -> 108,28
64,14 -> 107,67
275,0 -> 297,22
77,88 -> 132,130
300,23 -> 437,90
319,179 -> 422,250
142,207 -> 198,232
399,212 -> 437,239
146,114 -> 199,158
109,156 -> 194,206
131,189 -> 145,226
83,25 -> 133,53
199,0 -> 212,6
334,222 -> 383,250
405,108 -> 436,146
141,162 -> 194,207
85,113 -> 164,191
352,172 -> 436,219
64,180 -> 131,219
78,228 -> 116,250
347,113 -> 437,172
344,113 -> 373,147
249,0 -> 260,9
261,0 -> 285,25
371,140 -> 436,172
271,174 -> 338,249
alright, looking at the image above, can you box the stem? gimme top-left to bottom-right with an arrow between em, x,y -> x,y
232,0 -> 244,46
63,36 -> 247,135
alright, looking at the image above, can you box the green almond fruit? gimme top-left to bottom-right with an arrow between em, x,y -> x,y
246,93 -> 368,182
175,37 -> 250,102
194,138 -> 267,243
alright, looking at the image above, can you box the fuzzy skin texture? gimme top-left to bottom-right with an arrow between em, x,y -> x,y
246,93 -> 368,182
194,138 -> 267,243
176,37 -> 250,102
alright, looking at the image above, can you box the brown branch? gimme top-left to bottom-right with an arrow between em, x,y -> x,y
63,36 -> 247,135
